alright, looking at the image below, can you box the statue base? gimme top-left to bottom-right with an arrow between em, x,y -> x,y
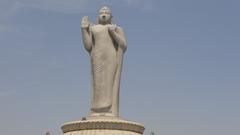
61,117 -> 145,135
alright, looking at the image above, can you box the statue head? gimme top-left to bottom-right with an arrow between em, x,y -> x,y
97,6 -> 112,24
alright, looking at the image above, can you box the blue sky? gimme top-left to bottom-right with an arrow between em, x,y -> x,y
0,0 -> 240,135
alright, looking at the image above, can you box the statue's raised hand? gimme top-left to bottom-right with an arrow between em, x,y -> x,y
81,16 -> 90,29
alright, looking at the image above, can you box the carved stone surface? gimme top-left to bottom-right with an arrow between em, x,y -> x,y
81,6 -> 127,117
61,118 -> 144,135
61,6 -> 145,135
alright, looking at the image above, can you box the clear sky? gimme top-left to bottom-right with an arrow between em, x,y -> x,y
0,0 -> 240,135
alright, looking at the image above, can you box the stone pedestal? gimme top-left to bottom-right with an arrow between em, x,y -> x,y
61,117 -> 145,135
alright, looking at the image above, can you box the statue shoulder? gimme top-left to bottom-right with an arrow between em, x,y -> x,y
88,24 -> 98,33
90,24 -> 103,30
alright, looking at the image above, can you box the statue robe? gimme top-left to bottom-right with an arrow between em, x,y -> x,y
89,24 -> 123,116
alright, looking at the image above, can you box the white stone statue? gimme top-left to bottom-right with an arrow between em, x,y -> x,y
81,6 -> 127,117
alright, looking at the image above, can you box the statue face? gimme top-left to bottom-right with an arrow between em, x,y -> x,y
98,6 -> 112,24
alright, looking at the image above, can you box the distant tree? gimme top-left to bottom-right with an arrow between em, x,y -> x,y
46,131 -> 51,135
150,131 -> 155,135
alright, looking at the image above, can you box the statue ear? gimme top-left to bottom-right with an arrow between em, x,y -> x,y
96,16 -> 100,24
110,15 -> 113,24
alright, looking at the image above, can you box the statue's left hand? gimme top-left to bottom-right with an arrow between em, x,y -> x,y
108,24 -> 117,33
